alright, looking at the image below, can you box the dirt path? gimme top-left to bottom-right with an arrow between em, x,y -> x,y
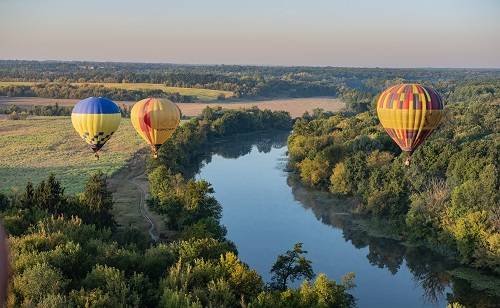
130,166 -> 159,242
109,149 -> 165,241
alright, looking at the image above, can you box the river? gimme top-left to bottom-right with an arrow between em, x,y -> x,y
195,132 -> 498,308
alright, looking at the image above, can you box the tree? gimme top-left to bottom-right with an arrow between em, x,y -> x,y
22,181 -> 35,208
161,252 -> 263,307
34,174 -> 65,213
330,162 -> 349,194
81,265 -> 141,307
298,155 -> 330,188
0,193 -> 8,212
79,171 -> 115,227
270,243 -> 314,291
251,273 -> 356,308
12,263 -> 67,306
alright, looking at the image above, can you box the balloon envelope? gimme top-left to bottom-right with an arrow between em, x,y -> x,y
71,97 -> 121,154
130,98 -> 181,157
376,84 -> 444,154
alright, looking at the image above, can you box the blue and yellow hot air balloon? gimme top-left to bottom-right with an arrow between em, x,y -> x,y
71,97 -> 121,158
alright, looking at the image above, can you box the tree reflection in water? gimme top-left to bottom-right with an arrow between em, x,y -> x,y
196,131 -> 499,307
286,175 -> 499,307
183,130 -> 289,178
210,131 -> 289,159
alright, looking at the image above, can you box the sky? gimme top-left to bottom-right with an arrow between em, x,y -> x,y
0,0 -> 499,68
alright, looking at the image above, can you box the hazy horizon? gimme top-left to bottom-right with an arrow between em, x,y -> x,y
1,0 -> 499,68
2,58 -> 500,70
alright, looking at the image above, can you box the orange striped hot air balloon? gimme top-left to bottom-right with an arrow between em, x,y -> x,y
376,84 -> 444,165
131,98 -> 181,158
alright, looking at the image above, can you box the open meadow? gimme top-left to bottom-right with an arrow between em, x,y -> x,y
0,116 -> 167,236
0,116 -> 144,194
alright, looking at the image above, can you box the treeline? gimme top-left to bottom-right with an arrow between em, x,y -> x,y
288,88 -> 499,273
4,60 -> 498,99
1,103 -> 132,119
1,103 -> 72,117
0,108 -> 357,307
339,78 -> 500,113
0,83 -> 195,103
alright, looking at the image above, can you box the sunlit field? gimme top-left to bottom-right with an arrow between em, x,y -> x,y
0,81 -> 234,101
0,116 -> 144,194
0,96 -> 345,118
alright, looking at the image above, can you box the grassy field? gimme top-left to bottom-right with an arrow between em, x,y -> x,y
0,81 -> 234,101
0,116 -> 145,194
0,116 -> 178,237
83,82 -> 234,101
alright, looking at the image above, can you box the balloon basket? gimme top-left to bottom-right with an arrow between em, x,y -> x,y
151,145 -> 161,159
404,152 -> 412,167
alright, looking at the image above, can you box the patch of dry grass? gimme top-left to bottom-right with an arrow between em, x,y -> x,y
176,97 -> 345,118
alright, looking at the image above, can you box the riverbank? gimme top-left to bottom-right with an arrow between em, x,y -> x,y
194,131 -> 499,307
352,215 -> 500,297
288,172 -> 500,298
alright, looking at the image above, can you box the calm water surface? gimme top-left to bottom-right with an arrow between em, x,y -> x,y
195,132 -> 496,308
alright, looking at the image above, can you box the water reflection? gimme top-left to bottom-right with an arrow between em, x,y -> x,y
183,131 -> 290,178
287,175 -> 455,303
210,131 -> 289,159
197,131 -> 499,307
286,159 -> 499,307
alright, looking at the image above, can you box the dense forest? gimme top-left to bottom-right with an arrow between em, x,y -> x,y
1,60 -> 499,99
288,79 -> 500,275
0,108 -> 357,307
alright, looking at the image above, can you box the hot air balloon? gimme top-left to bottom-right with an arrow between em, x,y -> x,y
376,84 -> 444,165
71,97 -> 122,158
131,98 -> 181,158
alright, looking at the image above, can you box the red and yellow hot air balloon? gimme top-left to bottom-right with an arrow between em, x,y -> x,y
131,98 -> 181,158
376,84 -> 444,165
